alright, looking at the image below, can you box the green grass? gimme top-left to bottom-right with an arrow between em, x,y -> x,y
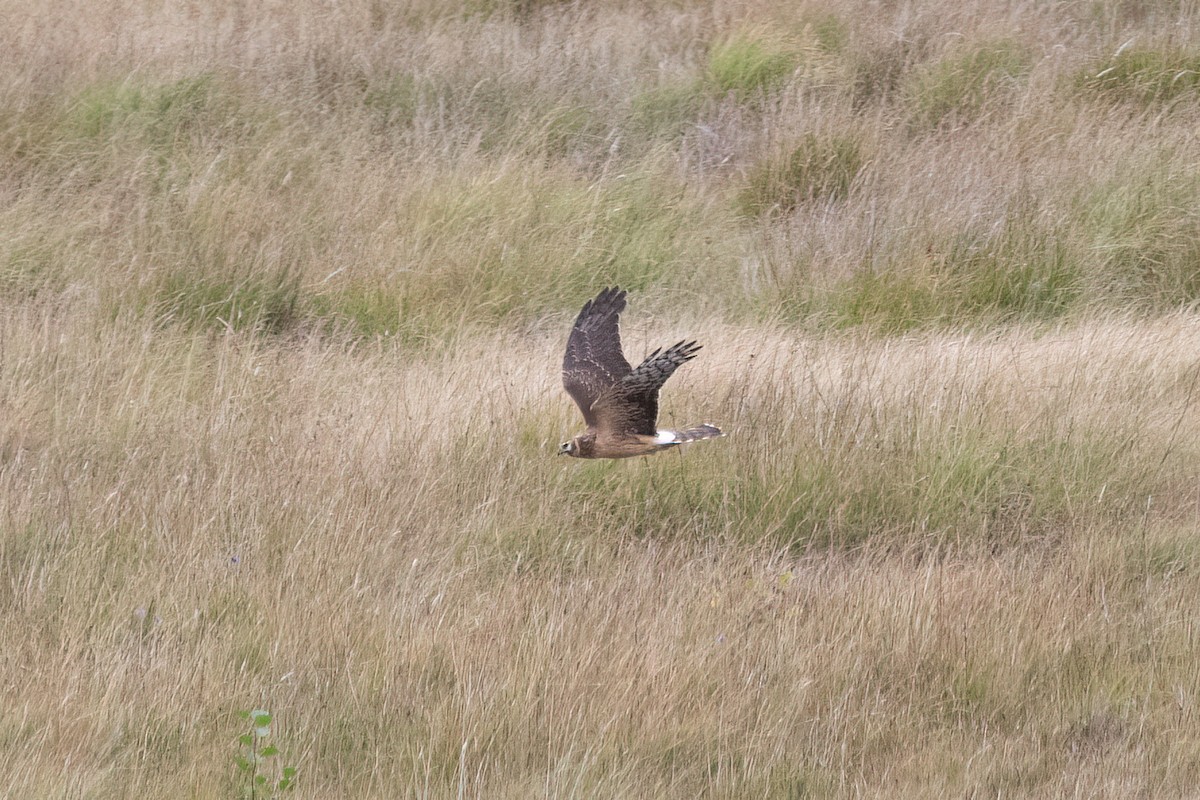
846,30 -> 924,108
628,82 -> 707,143
66,76 -> 212,142
0,227 -> 69,300
306,285 -> 405,340
318,165 -> 735,340
362,73 -> 421,129
1077,46 -> 1200,107
468,371 -> 1160,557
805,12 -> 849,54
58,74 -> 261,162
156,268 -> 303,335
903,40 -> 1030,129
359,66 -> 610,159
830,234 -> 1077,333
1075,166 -> 1200,308
707,31 -> 800,100
736,132 -> 866,216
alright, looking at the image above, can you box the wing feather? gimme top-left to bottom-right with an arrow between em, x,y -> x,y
593,340 -> 701,436
562,287 -> 632,427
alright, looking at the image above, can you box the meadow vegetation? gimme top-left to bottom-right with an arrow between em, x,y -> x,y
4,0 -> 1200,796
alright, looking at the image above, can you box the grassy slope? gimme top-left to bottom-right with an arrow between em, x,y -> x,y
4,0 -> 1200,796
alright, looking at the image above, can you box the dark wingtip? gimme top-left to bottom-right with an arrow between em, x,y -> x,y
572,286 -> 629,333
604,286 -> 627,306
588,286 -> 627,315
669,339 -> 702,360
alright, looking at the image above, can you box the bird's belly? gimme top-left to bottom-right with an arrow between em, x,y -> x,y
590,434 -> 671,459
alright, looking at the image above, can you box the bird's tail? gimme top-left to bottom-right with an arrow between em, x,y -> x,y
669,423 -> 724,444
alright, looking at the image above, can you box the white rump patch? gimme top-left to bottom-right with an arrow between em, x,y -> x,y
654,430 -> 678,444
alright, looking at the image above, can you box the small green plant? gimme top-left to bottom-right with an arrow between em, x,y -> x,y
707,32 -> 799,99
157,268 -> 303,335
903,41 -> 1028,129
628,82 -> 705,142
805,12 -> 848,54
1075,167 -> 1200,308
1077,47 -> 1200,107
63,74 -> 248,152
824,226 -> 1078,333
736,133 -> 865,215
362,73 -> 421,128
235,709 -> 297,799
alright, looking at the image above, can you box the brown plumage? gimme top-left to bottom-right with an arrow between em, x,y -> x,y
559,287 -> 723,459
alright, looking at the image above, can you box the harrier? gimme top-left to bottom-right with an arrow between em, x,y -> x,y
559,287 -> 723,459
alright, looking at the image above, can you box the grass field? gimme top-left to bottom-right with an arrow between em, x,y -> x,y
5,0 -> 1200,796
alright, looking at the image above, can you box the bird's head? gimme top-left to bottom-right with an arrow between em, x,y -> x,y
558,433 -> 595,457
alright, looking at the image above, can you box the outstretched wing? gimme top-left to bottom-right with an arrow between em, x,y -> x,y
562,287 -> 632,427
594,340 -> 701,436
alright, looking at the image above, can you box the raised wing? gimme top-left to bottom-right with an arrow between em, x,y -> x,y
593,340 -> 701,436
562,287 -> 632,427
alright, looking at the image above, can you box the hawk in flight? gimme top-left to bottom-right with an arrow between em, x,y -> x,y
559,287 -> 723,459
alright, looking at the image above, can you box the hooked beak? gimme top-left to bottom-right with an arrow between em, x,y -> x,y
557,442 -> 571,456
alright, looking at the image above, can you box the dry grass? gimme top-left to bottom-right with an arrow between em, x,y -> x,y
5,309 -> 1200,797
5,0 -> 1200,797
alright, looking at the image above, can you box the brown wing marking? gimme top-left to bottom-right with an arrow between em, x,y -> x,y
562,287 -> 632,427
594,339 -> 701,437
